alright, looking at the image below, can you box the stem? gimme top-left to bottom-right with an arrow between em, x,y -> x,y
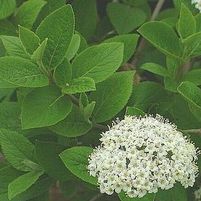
150,0 -> 165,21
182,129 -> 201,135
131,0 -> 165,66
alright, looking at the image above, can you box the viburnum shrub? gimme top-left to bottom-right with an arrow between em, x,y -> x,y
0,0 -> 201,201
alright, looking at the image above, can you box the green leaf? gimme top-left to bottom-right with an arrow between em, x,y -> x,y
0,0 -> 16,20
177,81 -> 201,110
19,26 -> 40,55
62,77 -> 96,94
1,36 -> 29,59
15,0 -> 46,29
0,165 -> 22,194
141,63 -> 169,77
8,170 -> 44,200
0,20 -> 16,36
53,59 -> 72,87
164,77 -> 179,92
72,42 -> 124,83
126,106 -> 145,116
118,192 -> 155,201
19,26 -> 40,54
183,32 -> 201,58
171,183 -> 187,201
0,56 -> 49,87
182,69 -> 201,85
31,38 -> 48,64
35,141 -> 72,181
50,106 -> 92,137
90,71 -> 134,123
107,2 -> 146,34
129,81 -> 170,112
36,5 -> 75,69
13,177 -> 52,201
0,129 -> 36,171
33,0 -> 66,29
60,146 -> 97,185
0,102 -> 21,131
138,21 -> 183,58
72,0 -> 97,40
166,56 -> 182,78
66,33 -> 80,61
177,4 -> 196,39
21,86 -> 72,129
83,101 -> 96,121
196,13 -> 201,32
104,34 -> 139,64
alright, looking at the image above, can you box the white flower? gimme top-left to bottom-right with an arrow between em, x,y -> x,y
192,0 -> 201,12
195,186 -> 201,201
88,115 -> 199,198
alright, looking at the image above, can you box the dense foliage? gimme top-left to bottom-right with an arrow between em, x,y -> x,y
0,0 -> 200,201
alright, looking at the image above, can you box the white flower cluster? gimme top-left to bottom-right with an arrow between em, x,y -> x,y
195,186 -> 201,201
192,0 -> 201,12
88,115 -> 199,198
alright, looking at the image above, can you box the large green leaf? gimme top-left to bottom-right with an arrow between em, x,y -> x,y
72,42 -> 124,83
0,56 -> 49,87
1,36 -> 29,59
8,170 -> 44,200
36,5 -> 74,69
19,26 -> 40,54
21,86 -> 72,129
50,106 -> 92,137
72,0 -> 97,40
107,2 -> 146,34
177,4 -> 196,39
0,129 -> 37,172
138,21 -> 183,58
90,71 -> 134,123
0,0 -> 16,20
36,141 -> 72,181
15,0 -> 46,29
60,146 -> 97,186
104,34 -> 139,64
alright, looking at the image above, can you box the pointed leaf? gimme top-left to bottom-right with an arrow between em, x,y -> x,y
36,5 -> 75,69
60,146 -> 97,185
19,26 -> 40,54
15,0 -> 46,29
8,170 -> 44,200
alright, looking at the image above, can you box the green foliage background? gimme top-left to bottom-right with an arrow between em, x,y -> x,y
0,0 -> 200,201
